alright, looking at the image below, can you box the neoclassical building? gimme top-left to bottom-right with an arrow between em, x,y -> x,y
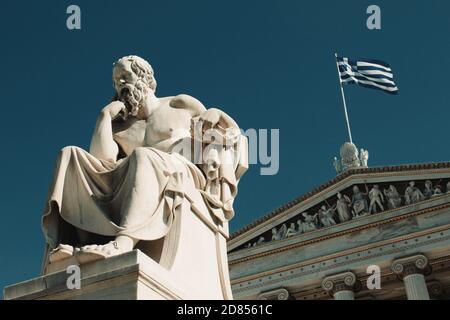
227,143 -> 450,300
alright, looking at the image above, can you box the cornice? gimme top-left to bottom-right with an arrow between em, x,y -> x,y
229,202 -> 450,265
230,162 -> 450,241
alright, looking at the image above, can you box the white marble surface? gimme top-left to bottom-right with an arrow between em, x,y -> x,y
4,250 -> 200,300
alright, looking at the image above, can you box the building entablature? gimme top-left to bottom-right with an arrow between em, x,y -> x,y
228,163 -> 450,253
228,162 -> 450,300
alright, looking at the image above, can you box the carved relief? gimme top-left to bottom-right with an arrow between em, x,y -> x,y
391,254 -> 431,279
334,142 -> 369,173
240,178 -> 450,250
322,272 -> 360,296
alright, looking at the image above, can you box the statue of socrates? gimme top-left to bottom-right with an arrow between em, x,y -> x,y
41,56 -> 247,298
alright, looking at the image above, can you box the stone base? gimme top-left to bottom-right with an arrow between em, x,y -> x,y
4,250 -> 195,300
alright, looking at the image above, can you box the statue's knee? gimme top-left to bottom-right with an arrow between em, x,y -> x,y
131,147 -> 148,160
58,146 -> 78,159
60,145 -> 73,154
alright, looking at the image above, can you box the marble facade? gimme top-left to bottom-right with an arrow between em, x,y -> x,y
228,162 -> 450,300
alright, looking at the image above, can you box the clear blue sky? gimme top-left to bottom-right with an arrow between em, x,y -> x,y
1,0 -> 450,293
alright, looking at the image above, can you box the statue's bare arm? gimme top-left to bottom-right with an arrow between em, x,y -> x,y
89,101 -> 126,163
170,94 -> 239,130
170,94 -> 207,116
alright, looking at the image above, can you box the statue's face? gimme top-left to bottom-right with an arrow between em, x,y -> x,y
113,61 -> 138,96
113,61 -> 148,116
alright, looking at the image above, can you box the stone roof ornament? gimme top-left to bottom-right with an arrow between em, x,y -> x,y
334,142 -> 369,174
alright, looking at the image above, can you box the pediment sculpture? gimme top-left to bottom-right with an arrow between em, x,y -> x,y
240,178 -> 450,250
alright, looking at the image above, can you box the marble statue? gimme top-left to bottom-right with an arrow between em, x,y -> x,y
423,180 -> 434,199
285,223 -> 298,237
240,179 -> 450,251
40,55 -> 248,299
368,185 -> 384,213
318,205 -> 337,227
351,186 -> 369,217
340,142 -> 360,170
333,142 -> 370,174
432,185 -> 443,197
302,212 -> 318,233
384,185 -> 402,210
271,228 -> 278,241
333,157 -> 341,174
336,192 -> 352,222
296,219 -> 304,235
253,236 -> 265,246
360,149 -> 369,167
272,224 -> 288,241
405,181 -> 425,205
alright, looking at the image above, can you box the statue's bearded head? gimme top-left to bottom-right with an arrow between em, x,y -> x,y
112,55 -> 157,117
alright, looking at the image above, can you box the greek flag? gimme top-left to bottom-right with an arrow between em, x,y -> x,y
336,56 -> 399,94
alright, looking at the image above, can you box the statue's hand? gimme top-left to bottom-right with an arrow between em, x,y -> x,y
101,101 -> 127,120
199,108 -> 222,131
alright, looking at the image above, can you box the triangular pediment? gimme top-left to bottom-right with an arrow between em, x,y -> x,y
228,162 -> 450,253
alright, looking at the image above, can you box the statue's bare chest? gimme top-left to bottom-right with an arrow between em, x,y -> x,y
144,103 -> 192,147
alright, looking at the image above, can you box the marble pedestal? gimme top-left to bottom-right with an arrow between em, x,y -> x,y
4,250 -> 195,300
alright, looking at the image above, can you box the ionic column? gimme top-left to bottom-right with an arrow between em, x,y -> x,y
391,254 -> 431,300
322,272 -> 359,300
257,288 -> 290,300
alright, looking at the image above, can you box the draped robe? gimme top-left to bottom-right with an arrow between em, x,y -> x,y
41,114 -> 247,271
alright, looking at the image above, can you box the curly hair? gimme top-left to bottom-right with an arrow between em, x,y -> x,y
113,55 -> 157,92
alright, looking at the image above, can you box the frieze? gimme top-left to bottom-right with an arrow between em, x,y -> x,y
230,162 -> 450,240
231,229 -> 450,294
236,178 -> 450,251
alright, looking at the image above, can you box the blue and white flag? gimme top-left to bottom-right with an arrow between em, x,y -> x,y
336,56 -> 399,94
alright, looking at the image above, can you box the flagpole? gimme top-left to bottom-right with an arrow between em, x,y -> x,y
334,53 -> 353,144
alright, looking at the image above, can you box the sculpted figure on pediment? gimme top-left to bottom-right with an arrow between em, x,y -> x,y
432,185 -> 443,197
336,192 -> 352,222
296,219 -> 304,235
318,205 -> 337,228
384,185 -> 402,210
272,224 -> 288,241
351,185 -> 369,218
405,181 -> 425,205
302,212 -> 318,233
423,180 -> 434,199
368,185 -> 384,213
285,223 -> 298,237
253,236 -> 265,246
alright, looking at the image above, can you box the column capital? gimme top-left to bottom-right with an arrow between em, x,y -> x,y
322,271 -> 360,296
391,254 -> 431,279
257,288 -> 290,300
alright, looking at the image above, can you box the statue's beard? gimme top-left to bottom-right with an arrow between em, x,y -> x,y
119,81 -> 149,118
